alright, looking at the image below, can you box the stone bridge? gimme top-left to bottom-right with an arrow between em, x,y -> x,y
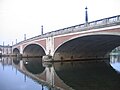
12,15 -> 120,61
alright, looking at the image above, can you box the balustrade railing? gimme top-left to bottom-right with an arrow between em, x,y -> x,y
14,15 -> 120,46
42,15 -> 120,37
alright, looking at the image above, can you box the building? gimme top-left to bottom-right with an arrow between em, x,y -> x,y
0,45 -> 12,56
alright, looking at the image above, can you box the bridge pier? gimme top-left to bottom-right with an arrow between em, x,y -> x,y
42,55 -> 53,62
46,36 -> 54,56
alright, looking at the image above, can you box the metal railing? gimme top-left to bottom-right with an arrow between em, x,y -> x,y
13,15 -> 120,46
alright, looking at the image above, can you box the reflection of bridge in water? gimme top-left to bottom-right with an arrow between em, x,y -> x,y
10,57 -> 120,90
12,58 -> 73,90
1,56 -> 120,90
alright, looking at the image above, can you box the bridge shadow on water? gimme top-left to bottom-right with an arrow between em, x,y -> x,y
53,60 -> 120,90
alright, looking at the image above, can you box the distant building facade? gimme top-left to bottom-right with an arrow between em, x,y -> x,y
0,45 -> 12,56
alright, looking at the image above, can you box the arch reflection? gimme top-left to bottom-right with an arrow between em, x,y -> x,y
23,58 -> 45,74
53,60 -> 120,90
12,57 -> 20,65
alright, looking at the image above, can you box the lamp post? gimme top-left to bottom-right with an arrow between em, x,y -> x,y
24,34 -> 26,40
41,25 -> 43,35
85,6 -> 88,23
12,41 -> 13,46
16,39 -> 17,44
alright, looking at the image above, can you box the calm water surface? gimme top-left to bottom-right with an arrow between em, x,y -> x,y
0,58 -> 49,90
0,56 -> 120,90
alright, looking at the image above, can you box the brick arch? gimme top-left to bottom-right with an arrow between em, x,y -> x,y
53,33 -> 120,61
23,43 -> 46,57
13,48 -> 20,54
22,42 -> 46,53
54,27 -> 120,52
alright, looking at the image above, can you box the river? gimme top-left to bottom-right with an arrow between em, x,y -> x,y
0,55 -> 120,90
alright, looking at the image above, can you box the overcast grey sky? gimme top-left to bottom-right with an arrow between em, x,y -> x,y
0,0 -> 120,45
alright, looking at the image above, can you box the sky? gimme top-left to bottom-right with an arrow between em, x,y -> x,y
0,0 -> 120,46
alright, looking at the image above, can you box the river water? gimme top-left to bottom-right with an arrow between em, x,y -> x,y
0,56 -> 120,90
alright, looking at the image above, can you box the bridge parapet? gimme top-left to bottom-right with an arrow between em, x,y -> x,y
45,15 -> 120,37
13,15 -> 120,46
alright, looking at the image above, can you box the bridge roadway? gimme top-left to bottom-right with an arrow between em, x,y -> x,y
12,15 -> 120,61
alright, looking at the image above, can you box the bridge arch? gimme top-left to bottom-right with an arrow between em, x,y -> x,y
23,43 -> 46,57
53,33 -> 120,61
13,48 -> 20,55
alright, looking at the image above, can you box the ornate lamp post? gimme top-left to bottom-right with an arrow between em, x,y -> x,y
41,25 -> 43,35
85,6 -> 88,23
